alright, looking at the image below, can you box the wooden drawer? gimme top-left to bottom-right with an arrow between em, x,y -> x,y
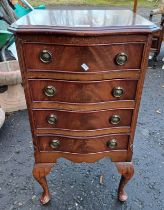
33,109 -> 133,130
29,79 -> 138,103
24,43 -> 144,72
38,134 -> 129,153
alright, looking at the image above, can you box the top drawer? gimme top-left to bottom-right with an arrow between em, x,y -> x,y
23,43 -> 144,72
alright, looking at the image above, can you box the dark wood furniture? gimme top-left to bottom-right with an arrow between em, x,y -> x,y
150,13 -> 164,67
9,9 -> 158,205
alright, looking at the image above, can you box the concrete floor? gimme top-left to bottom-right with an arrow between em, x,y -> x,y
0,7 -> 164,210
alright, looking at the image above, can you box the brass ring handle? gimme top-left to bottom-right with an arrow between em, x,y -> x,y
50,139 -> 60,149
112,87 -> 124,98
107,139 -> 117,149
110,115 -> 121,125
47,114 -> 57,125
115,53 -> 128,65
44,86 -> 56,97
39,50 -> 52,63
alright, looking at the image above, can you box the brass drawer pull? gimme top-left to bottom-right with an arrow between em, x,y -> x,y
44,86 -> 56,97
112,87 -> 124,98
115,53 -> 128,65
107,139 -> 117,149
47,114 -> 57,125
50,139 -> 60,149
40,50 -> 52,63
110,115 -> 120,125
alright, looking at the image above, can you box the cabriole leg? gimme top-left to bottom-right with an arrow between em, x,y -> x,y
33,163 -> 54,205
115,162 -> 134,202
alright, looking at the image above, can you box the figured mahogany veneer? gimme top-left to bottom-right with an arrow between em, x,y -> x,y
38,134 -> 129,153
9,9 -> 158,205
23,43 -> 144,72
29,79 -> 138,103
33,109 -> 133,130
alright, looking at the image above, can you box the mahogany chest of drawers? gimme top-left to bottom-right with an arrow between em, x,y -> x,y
9,9 -> 158,204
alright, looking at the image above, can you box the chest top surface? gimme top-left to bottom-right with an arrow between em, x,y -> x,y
9,9 -> 158,34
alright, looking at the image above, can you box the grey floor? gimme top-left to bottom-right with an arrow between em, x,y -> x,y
0,7 -> 164,210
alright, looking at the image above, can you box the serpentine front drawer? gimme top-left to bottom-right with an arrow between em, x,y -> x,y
29,79 -> 138,103
38,134 -> 129,153
23,43 -> 144,72
33,108 -> 133,131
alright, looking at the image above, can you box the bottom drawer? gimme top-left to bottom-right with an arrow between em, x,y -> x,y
37,135 -> 129,154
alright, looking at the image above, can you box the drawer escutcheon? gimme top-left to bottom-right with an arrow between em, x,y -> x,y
50,139 -> 60,149
43,85 -> 56,97
115,52 -> 128,65
47,114 -> 57,125
110,115 -> 121,125
107,139 -> 118,149
39,50 -> 52,63
112,86 -> 124,98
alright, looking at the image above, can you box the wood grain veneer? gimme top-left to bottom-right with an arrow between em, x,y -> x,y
9,9 -> 158,204
38,134 -> 129,153
23,43 -> 144,71
29,79 -> 138,103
